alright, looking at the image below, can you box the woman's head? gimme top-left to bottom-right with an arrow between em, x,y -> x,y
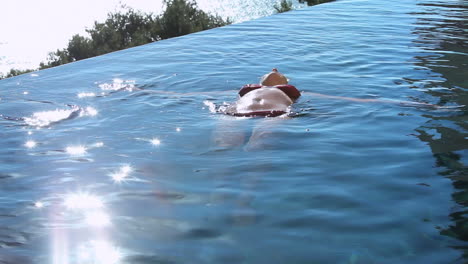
260,68 -> 288,86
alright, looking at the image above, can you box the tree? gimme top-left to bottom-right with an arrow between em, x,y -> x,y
39,49 -> 71,69
86,7 -> 159,55
0,68 -> 35,80
158,0 -> 230,39
2,0 -> 232,79
274,0 -> 294,13
67,34 -> 95,61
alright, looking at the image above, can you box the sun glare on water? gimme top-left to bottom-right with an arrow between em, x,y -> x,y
150,138 -> 161,146
64,193 -> 104,210
110,165 -> 133,183
85,211 -> 111,227
65,145 -> 88,156
24,140 -> 37,148
24,108 -> 77,127
77,92 -> 96,98
77,240 -> 122,264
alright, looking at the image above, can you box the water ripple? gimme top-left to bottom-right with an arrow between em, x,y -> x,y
0,0 -> 466,263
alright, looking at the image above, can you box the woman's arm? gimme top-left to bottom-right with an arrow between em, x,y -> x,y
303,92 -> 438,108
138,89 -> 237,97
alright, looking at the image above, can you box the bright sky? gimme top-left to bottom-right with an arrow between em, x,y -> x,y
0,0 -> 165,73
0,0 -> 280,74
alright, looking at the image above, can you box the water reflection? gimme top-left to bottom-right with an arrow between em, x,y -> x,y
64,193 -> 104,210
24,140 -> 37,148
85,211 -> 111,227
92,142 -> 104,148
53,192 -> 119,263
24,107 -> 80,127
410,0 -> 468,259
34,201 -> 44,208
65,145 -> 88,156
76,240 -> 122,264
98,78 -> 136,92
77,92 -> 97,98
150,138 -> 161,146
23,106 -> 98,127
110,165 -> 133,183
81,106 -> 98,117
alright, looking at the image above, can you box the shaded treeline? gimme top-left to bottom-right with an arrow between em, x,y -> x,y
275,0 -> 335,13
0,0 -> 230,79
299,0 -> 335,5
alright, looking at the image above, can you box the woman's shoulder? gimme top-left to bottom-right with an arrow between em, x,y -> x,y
273,84 -> 301,101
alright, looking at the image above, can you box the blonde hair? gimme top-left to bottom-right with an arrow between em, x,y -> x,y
260,68 -> 288,86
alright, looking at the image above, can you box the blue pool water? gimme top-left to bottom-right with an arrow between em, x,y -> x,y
0,0 -> 467,263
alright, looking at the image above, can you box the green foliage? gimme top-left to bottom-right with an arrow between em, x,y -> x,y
273,0 -> 335,14
0,68 -> 36,79
39,49 -> 71,69
274,0 -> 293,13
86,7 -> 158,55
2,0 -> 231,78
67,35 -> 95,61
158,0 -> 230,39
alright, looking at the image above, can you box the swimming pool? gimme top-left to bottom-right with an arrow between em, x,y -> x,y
0,0 -> 467,263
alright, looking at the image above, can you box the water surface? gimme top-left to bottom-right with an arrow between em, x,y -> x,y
0,0 -> 467,263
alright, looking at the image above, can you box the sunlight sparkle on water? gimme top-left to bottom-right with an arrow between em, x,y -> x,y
110,165 -> 133,183
121,165 -> 132,174
99,78 -> 136,92
81,106 -> 98,117
85,211 -> 111,227
150,138 -> 161,146
77,92 -> 96,98
203,100 -> 217,113
93,142 -> 104,148
24,108 -> 77,127
66,145 -> 87,155
64,193 -> 104,210
176,127 -> 181,132
77,240 -> 122,264
25,140 -> 37,148
34,201 -> 44,208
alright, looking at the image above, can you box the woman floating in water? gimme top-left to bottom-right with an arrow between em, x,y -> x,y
223,68 -> 301,117
213,68 -> 302,149
212,67 -> 447,150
